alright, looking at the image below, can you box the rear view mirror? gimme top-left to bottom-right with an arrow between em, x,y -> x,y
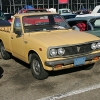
14,26 -> 22,36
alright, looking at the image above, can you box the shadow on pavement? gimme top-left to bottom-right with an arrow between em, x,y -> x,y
49,64 -> 93,77
0,66 -> 4,78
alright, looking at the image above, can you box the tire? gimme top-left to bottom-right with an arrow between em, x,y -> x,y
30,53 -> 49,80
0,42 -> 11,60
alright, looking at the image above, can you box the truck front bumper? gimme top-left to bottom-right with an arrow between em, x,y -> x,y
45,53 -> 100,67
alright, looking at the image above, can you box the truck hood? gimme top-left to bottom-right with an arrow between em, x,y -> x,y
28,30 -> 100,47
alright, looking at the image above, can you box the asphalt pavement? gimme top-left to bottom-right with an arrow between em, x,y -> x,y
0,56 -> 100,100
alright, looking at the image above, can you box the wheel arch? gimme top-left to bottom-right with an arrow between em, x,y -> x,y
28,50 -> 40,64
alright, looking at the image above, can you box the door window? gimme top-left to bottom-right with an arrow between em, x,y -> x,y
13,17 -> 22,34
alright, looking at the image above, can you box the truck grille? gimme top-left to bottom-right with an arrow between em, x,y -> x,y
64,43 -> 92,56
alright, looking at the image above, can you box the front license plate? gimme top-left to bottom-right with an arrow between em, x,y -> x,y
74,57 -> 86,66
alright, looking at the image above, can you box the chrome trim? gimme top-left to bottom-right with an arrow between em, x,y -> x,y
47,40 -> 100,58
45,52 -> 100,67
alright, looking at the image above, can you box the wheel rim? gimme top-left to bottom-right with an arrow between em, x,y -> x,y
1,46 -> 5,57
32,59 -> 41,75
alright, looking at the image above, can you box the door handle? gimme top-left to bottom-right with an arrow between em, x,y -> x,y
11,37 -> 13,39
24,41 -> 28,44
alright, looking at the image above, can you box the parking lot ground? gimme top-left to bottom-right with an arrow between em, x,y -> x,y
0,56 -> 100,100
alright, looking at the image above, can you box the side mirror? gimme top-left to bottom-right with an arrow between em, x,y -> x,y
14,27 -> 22,36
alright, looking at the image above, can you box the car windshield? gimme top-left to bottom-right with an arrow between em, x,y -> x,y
22,14 -> 69,33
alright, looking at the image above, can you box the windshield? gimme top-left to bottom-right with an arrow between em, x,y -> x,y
22,14 -> 69,33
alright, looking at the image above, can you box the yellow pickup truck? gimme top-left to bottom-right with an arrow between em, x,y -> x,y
0,12 -> 100,80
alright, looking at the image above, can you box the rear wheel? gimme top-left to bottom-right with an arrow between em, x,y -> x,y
30,53 -> 48,80
0,42 -> 11,60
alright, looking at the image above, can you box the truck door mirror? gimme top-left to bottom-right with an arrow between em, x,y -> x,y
14,27 -> 22,36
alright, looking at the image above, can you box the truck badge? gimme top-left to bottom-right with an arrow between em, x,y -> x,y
77,46 -> 80,52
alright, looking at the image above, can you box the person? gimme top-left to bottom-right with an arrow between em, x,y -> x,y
72,22 -> 87,31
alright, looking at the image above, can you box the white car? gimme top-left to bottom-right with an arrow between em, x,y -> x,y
76,5 -> 100,17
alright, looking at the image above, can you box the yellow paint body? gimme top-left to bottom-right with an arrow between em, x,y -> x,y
0,12 -> 100,71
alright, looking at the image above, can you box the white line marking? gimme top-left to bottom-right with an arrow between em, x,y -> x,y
38,83 -> 100,100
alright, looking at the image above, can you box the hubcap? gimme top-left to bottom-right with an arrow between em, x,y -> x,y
32,59 -> 41,75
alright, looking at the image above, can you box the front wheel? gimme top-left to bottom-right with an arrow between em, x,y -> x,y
30,53 -> 49,80
0,42 -> 11,60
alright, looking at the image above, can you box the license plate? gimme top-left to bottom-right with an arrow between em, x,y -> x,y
74,57 -> 86,66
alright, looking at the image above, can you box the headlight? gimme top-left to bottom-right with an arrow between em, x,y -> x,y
49,48 -> 57,57
96,42 -> 100,48
91,43 -> 97,50
58,48 -> 65,56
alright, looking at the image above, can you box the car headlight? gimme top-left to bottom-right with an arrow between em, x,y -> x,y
91,43 -> 97,50
96,42 -> 100,48
49,48 -> 57,57
58,48 -> 65,56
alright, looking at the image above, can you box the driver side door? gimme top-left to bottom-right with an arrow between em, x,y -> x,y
11,17 -> 24,59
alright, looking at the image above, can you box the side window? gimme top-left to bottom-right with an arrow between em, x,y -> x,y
14,17 -> 22,34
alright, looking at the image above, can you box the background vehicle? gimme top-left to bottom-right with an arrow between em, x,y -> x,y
76,5 -> 100,17
0,10 -> 11,26
58,8 -> 72,15
18,5 -> 47,14
66,16 -> 100,37
4,13 -> 14,23
62,13 -> 76,19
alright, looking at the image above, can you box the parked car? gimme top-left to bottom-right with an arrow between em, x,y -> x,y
4,13 -> 14,23
18,8 -> 47,14
76,5 -> 100,18
0,10 -> 11,26
61,13 -> 76,19
58,8 -> 72,15
66,16 -> 100,37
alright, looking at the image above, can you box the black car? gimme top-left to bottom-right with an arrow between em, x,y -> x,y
66,16 -> 100,37
61,14 -> 76,19
0,10 -> 11,26
4,13 -> 14,21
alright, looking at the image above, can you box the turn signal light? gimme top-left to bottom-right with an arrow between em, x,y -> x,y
54,64 -> 62,68
93,57 -> 99,60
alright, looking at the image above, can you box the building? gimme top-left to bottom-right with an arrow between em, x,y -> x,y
1,0 -> 100,14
